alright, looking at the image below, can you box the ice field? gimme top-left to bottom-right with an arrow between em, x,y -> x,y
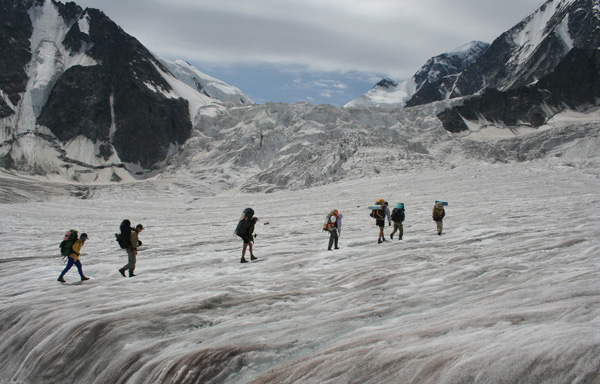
1,161 -> 599,383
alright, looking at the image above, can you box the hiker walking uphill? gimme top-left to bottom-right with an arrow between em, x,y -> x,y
323,209 -> 343,250
370,199 -> 391,244
390,203 -> 405,240
432,201 -> 447,235
117,220 -> 144,277
58,231 -> 89,283
235,208 -> 258,263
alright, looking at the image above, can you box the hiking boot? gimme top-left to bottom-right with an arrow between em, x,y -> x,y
81,276 -> 90,281
378,239 -> 382,244
57,276 -> 65,283
251,255 -> 257,261
129,272 -> 136,277
240,257 -> 248,263
118,268 -> 126,277
334,247 -> 339,250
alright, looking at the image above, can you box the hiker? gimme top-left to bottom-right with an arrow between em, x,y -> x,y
241,217 -> 259,263
235,208 -> 258,263
58,233 -> 89,283
432,202 -> 446,235
119,223 -> 144,277
324,209 -> 342,250
390,203 -> 405,240
371,200 -> 391,244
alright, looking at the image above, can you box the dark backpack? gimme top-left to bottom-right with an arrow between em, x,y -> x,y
391,208 -> 405,223
115,220 -> 132,249
235,208 -> 255,237
59,229 -> 78,258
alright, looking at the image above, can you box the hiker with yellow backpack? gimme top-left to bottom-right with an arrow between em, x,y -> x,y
369,199 -> 391,244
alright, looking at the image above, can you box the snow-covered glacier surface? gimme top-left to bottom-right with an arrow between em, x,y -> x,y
1,156 -> 599,383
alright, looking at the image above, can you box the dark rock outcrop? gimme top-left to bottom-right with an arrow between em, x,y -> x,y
0,0 -> 35,108
35,5 -> 193,169
437,48 -> 600,132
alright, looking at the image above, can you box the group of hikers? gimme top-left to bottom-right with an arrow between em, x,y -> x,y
57,220 -> 144,283
322,200 -> 447,250
234,200 -> 447,263
57,201 -> 446,280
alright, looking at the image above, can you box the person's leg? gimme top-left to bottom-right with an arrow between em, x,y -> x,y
75,260 -> 88,280
249,242 -> 256,260
399,223 -> 404,240
333,230 -> 339,249
120,248 -> 136,276
437,220 -> 443,235
241,242 -> 249,262
328,231 -> 335,250
59,257 -> 74,281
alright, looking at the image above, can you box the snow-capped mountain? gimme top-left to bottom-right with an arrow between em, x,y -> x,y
421,0 -> 600,104
350,0 -> 600,124
0,0 -> 251,182
156,58 -> 252,106
344,41 -> 489,109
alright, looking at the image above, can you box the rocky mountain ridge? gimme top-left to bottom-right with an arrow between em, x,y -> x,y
0,0 -> 251,182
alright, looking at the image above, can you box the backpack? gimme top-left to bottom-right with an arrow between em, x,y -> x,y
370,199 -> 385,219
391,207 -> 405,223
59,229 -> 78,258
115,220 -> 132,249
323,210 -> 338,231
432,204 -> 445,221
235,208 -> 255,237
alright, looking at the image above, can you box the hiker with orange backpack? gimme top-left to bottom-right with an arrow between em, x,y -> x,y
323,209 -> 342,250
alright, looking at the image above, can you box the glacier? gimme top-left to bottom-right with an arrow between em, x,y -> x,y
0,145 -> 599,382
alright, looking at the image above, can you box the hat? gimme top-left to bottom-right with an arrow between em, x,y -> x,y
80,233 -> 89,240
136,224 -> 144,230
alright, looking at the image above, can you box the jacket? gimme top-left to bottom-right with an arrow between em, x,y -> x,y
69,239 -> 83,262
129,231 -> 139,250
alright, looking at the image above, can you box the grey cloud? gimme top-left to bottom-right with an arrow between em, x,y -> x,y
75,0 -> 541,78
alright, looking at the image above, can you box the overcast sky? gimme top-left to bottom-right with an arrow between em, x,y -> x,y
74,0 -> 543,106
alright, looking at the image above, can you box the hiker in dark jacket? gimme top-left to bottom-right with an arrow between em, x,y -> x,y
119,224 -> 143,277
241,217 -> 258,263
58,233 -> 89,283
390,203 -> 405,240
